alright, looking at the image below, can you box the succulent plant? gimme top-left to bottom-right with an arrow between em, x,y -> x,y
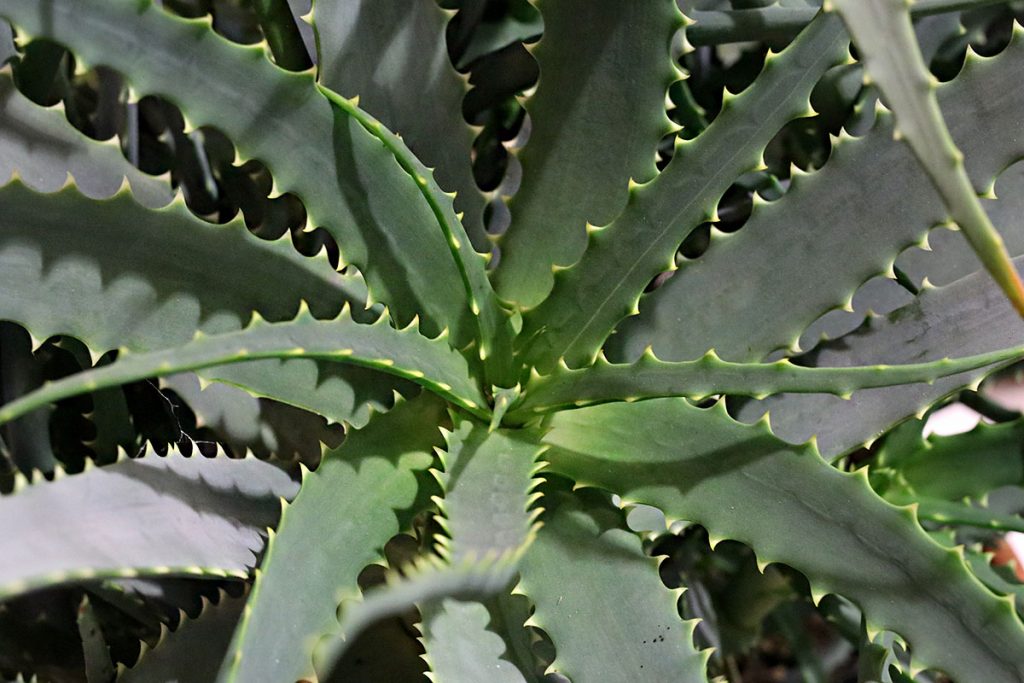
3,0 -> 1024,681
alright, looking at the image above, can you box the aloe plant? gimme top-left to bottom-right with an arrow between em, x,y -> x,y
3,0 -> 1024,680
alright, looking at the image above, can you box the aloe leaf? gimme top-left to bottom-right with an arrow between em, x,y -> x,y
881,419 -> 1024,501
492,0 -> 683,309
420,599 -> 528,683
0,447 -> 298,600
120,593 -> 246,683
0,305 -> 489,426
313,0 -> 489,252
685,0 -> 1010,46
739,258 -> 1024,457
517,490 -> 708,682
76,595 -> 113,683
483,591 -> 541,682
0,0 -> 493,352
0,68 -> 172,207
316,420 -> 542,675
611,30 -> 1024,364
449,0 -> 542,69
161,373 -> 347,459
910,496 -> 1024,533
192,359 -> 404,430
316,85 -> 516,387
507,344 -> 1024,420
826,0 -> 1024,315
407,423 -> 544,683
519,13 -> 849,372
899,161 -> 1024,291
217,394 -> 445,683
0,178 -> 406,428
0,179 -> 368,352
541,398 -> 1024,682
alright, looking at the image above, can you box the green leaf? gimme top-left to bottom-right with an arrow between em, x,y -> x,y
450,0 -> 542,69
217,394 -> 445,683
826,0 -> 1024,316
119,593 -> 246,683
0,93 -> 405,429
517,489 -> 708,682
684,1 -> 1011,46
0,68 -> 172,207
316,85 -> 517,387
0,0 -> 488,351
313,0 -> 489,252
911,496 -> 1024,534
161,373 -> 347,460
541,398 -> 1024,682
880,419 -> 1024,501
738,257 -> 1024,457
0,179 -> 368,352
507,344 -> 1024,420
77,595 -> 113,683
316,420 -> 542,675
420,599 -> 528,683
0,304 -> 490,427
192,359 -> 404,431
899,162 -> 1024,292
518,13 -> 849,372
0,447 -> 297,600
610,30 -> 1024,364
493,0 -> 683,309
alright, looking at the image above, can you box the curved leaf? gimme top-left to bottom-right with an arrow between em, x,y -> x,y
517,490 -> 708,682
739,256 -> 1024,457
541,398 -> 1024,682
119,593 -> 246,683
493,0 -> 683,308
0,130 -> 399,430
508,344 -> 1024,419
316,420 -> 542,674
0,448 -> 297,600
826,0 -> 1024,315
610,29 -> 1024,364
316,86 -> 516,386
0,0 -> 493,352
0,179 -> 366,351
218,394 -> 445,683
313,0 -> 488,251
0,304 -> 490,426
879,418 -> 1024,502
518,13 -> 849,372
0,67 -> 171,207
420,599 -> 528,683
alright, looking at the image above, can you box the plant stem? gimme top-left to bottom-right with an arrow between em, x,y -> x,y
687,0 -> 1013,46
